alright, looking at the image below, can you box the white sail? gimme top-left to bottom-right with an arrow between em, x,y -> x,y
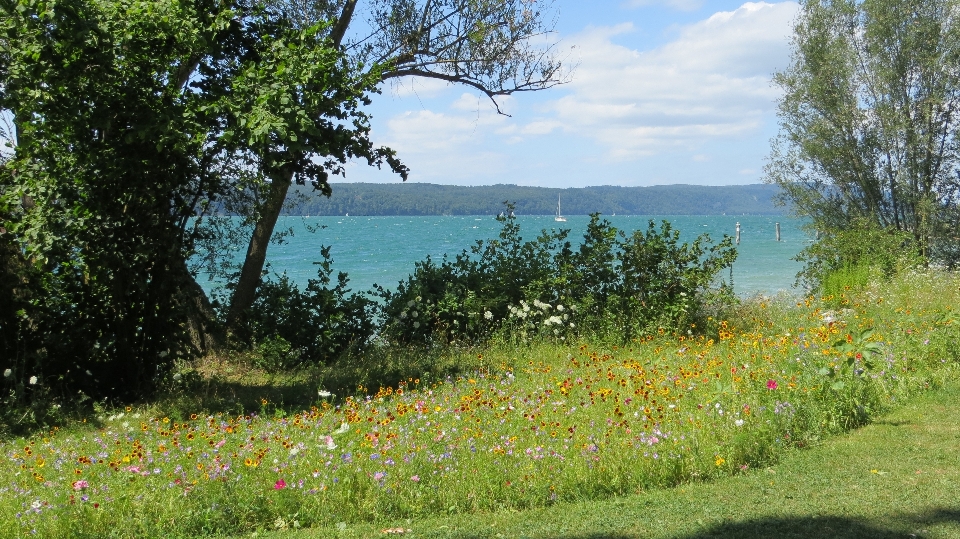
555,194 -> 566,222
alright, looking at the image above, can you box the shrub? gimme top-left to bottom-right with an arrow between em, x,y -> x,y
795,219 -> 922,293
235,246 -> 376,369
376,208 -> 737,346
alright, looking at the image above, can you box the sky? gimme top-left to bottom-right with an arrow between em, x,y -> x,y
341,0 -> 800,189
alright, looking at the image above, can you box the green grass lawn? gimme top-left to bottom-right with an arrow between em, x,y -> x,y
272,380 -> 960,539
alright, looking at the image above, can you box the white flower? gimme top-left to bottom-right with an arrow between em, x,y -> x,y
556,304 -> 564,312
28,376 -> 37,385
413,321 -> 420,329
289,447 -> 300,456
735,419 -> 744,427
411,311 -> 418,318
400,311 -> 408,319
31,500 -> 41,510
317,390 -> 333,398
484,310 -> 493,320
407,300 -> 416,308
334,422 -> 350,435
2,369 -> 10,378
569,322 -> 575,328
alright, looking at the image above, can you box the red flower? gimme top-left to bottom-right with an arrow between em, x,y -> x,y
766,379 -> 778,390
274,479 -> 287,490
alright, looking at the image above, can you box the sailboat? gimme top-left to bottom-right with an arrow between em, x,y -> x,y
554,194 -> 567,222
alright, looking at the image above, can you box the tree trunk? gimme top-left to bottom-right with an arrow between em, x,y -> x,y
172,259 -> 225,354
225,169 -> 294,332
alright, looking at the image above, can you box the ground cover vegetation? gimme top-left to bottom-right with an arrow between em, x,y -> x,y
289,379 -> 960,538
1,262 -> 958,537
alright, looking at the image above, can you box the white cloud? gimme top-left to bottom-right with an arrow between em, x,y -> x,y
372,107 -> 513,181
359,1 -> 798,185
547,2 -> 798,159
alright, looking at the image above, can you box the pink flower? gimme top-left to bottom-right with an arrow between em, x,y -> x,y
72,480 -> 89,491
274,479 -> 287,490
373,472 -> 386,481
410,475 -> 420,482
766,379 -> 778,390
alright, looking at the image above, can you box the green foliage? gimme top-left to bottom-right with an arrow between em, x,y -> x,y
236,246 -> 377,369
375,206 -> 571,345
376,209 -> 737,346
794,218 -> 922,292
0,0 -> 226,401
0,0 -> 402,401
767,0 -> 960,265
606,219 -> 738,338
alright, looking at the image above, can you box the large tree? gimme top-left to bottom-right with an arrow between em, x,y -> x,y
0,0 -> 405,398
766,0 -> 960,263
221,0 -> 565,332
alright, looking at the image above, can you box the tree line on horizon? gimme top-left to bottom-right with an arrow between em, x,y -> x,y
282,183 -> 785,216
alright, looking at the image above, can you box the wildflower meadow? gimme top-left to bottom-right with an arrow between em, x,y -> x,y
1,268 -> 958,538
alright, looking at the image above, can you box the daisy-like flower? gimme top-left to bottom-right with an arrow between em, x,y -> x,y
323,436 -> 336,450
766,379 -> 778,390
72,480 -> 89,491
274,479 -> 287,490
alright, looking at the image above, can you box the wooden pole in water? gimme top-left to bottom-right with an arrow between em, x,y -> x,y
735,222 -> 741,245
776,222 -> 781,242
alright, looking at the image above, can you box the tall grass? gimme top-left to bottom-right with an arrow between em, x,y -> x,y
1,269 -> 958,538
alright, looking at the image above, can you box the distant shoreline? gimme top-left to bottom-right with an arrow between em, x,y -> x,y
281,182 -> 786,217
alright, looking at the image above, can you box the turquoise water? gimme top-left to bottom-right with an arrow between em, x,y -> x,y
200,215 -> 809,297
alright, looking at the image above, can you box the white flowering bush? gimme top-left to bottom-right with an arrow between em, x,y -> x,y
502,299 -> 578,342
376,208 -> 737,346
374,206 -> 569,345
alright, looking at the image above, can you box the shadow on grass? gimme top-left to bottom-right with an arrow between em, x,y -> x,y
154,346 -> 484,420
664,508 -> 960,539
432,508 -> 960,539
538,508 -> 960,539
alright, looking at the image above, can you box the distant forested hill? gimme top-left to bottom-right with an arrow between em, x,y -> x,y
282,183 -> 784,216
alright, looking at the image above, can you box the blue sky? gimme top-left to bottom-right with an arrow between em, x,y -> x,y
341,1 -> 800,188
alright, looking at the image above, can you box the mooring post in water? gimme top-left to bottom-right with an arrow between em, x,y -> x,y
735,222 -> 741,245
776,222 -> 781,242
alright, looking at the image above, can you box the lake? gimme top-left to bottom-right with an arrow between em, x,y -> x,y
198,215 -> 809,297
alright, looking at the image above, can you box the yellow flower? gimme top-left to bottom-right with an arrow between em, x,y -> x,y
715,456 -> 725,467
